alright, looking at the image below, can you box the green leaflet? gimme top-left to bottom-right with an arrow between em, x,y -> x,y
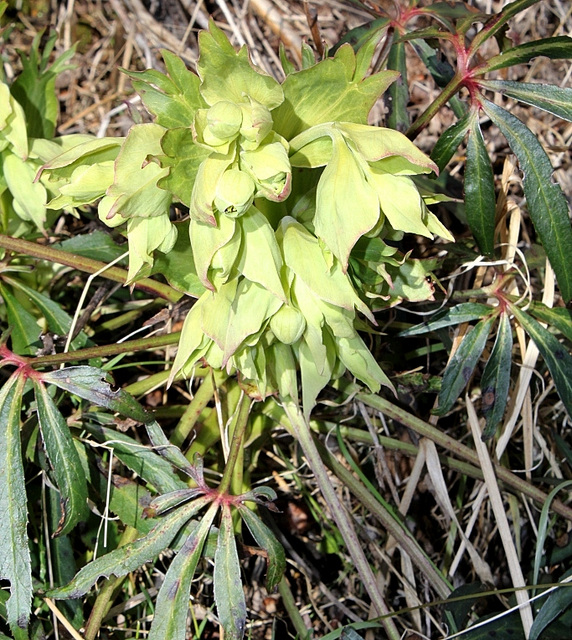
147,503 -> 218,640
0,374 -> 32,639
48,496 -> 212,600
483,36 -> 572,73
510,304 -> 572,418
214,504 -> 247,640
480,80 -> 572,122
435,314 -> 497,416
237,504 -> 285,592
33,381 -> 89,536
528,304 -> 572,342
386,41 -> 409,133
0,282 -> 40,355
430,111 -> 471,172
481,98 -> 572,302
530,568 -> 572,640
465,113 -> 496,256
480,311 -> 513,440
2,152 -> 47,229
398,303 -> 493,336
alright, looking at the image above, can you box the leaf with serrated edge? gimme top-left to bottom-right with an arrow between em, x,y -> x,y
214,504 -> 247,640
148,504 -> 218,640
48,496 -> 211,599
41,366 -> 151,423
480,312 -> 513,440
398,303 -> 493,336
483,36 -> 572,73
481,80 -> 572,122
435,315 -> 496,416
465,114 -> 496,256
511,305 -> 572,418
0,375 -> 32,638
34,381 -> 89,535
481,99 -> 572,302
238,505 -> 285,591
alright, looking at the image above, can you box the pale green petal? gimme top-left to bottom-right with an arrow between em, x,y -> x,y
190,213 -> 238,289
336,333 -> 393,393
3,153 -> 46,228
240,136 -> 291,201
0,83 -> 28,158
47,161 -> 115,209
270,305 -> 306,344
270,343 -> 298,401
126,214 -> 177,282
214,169 -> 255,217
190,151 -> 235,225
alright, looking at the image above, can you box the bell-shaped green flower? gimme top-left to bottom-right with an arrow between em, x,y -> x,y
270,305 -> 306,345
240,135 -> 291,202
238,97 -> 273,151
214,168 -> 255,218
193,101 -> 242,153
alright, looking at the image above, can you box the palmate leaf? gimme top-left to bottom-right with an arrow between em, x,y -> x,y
41,366 -> 151,423
33,381 -> 89,536
480,80 -> 572,122
238,504 -> 285,591
148,503 -> 218,640
483,36 -> 572,73
398,302 -> 493,337
0,374 -> 32,640
48,496 -> 212,600
214,504 -> 247,640
465,113 -> 496,256
510,304 -> 572,418
481,99 -> 572,302
435,314 -> 497,416
480,311 -> 513,440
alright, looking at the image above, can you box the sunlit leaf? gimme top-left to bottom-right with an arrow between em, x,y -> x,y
483,36 -> 572,72
528,304 -> 572,342
214,504 -> 247,640
465,113 -> 496,256
435,315 -> 496,416
34,381 -> 89,535
0,374 -> 32,639
480,311 -> 513,440
481,99 -> 572,302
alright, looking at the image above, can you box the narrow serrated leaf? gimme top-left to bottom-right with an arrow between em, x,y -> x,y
481,99 -> 572,302
41,366 -> 150,423
48,496 -> 211,599
510,304 -> 572,418
238,505 -> 285,592
398,303 -> 493,336
435,315 -> 496,415
148,504 -> 218,640
483,36 -> 572,72
430,111 -> 471,172
481,80 -> 572,122
0,374 -> 32,638
528,304 -> 572,341
214,504 -> 247,640
34,381 -> 88,535
480,312 -> 513,440
144,420 -> 199,479
470,0 -> 541,51
465,114 -> 496,256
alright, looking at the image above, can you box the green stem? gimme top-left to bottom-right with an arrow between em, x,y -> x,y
278,577 -> 312,640
0,233 -> 182,302
218,393 -> 251,495
406,74 -> 464,140
83,526 -> 140,640
26,331 -> 181,367
282,400 -> 401,640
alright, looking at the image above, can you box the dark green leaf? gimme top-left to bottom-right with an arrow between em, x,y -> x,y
480,312 -> 513,440
386,42 -> 409,133
150,489 -> 204,516
145,420 -> 199,479
465,114 -> 496,256
214,504 -> 247,640
0,283 -> 41,355
481,80 -> 572,122
430,111 -> 471,172
482,37 -> 572,72
148,504 -> 218,640
470,0 -> 541,52
330,18 -> 390,55
34,380 -> 89,535
398,303 -> 493,336
48,497 -> 210,599
0,374 -> 32,638
510,304 -> 572,418
41,366 -> 151,423
435,315 -> 496,415
482,99 -> 572,302
238,505 -> 285,592
54,230 -> 126,263
410,38 -> 455,88
83,422 -> 188,494
530,568 -> 572,640
528,304 -> 572,341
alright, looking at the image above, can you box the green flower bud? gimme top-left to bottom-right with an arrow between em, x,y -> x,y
193,101 -> 242,152
270,305 -> 306,345
214,169 -> 255,217
240,137 -> 291,202
239,97 -> 273,151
